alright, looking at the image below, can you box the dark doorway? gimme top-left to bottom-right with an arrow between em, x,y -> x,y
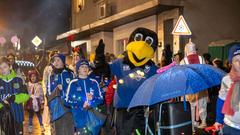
164,19 -> 174,51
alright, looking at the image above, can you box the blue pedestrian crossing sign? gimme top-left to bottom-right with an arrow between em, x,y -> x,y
172,15 -> 192,35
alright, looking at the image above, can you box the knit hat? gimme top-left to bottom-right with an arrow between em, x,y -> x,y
228,44 -> 240,63
53,54 -> 66,64
185,41 -> 196,56
49,50 -> 59,58
76,59 -> 90,71
28,70 -> 38,77
28,70 -> 39,82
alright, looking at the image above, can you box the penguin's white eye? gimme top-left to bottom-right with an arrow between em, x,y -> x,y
134,33 -> 143,41
145,36 -> 154,46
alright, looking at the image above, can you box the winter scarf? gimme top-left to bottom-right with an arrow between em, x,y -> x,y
222,67 -> 240,116
0,70 -> 16,81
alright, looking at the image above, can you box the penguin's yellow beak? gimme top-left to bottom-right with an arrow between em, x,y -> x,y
126,41 -> 154,67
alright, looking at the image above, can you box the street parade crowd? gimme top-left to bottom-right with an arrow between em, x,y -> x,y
0,27 -> 239,135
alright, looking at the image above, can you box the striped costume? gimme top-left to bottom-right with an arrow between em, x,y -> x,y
0,70 -> 29,135
0,71 -> 29,123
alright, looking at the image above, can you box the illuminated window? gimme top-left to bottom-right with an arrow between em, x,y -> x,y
116,39 -> 128,55
76,0 -> 85,12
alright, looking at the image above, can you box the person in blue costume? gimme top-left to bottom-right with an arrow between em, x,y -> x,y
94,28 -> 158,135
214,44 -> 240,134
65,59 -> 103,135
0,57 -> 29,135
46,53 -> 75,135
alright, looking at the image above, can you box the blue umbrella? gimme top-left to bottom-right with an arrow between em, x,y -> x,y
128,64 -> 226,109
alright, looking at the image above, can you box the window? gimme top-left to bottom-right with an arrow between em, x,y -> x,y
116,39 -> 128,55
97,1 -> 107,19
75,0 -> 85,13
100,4 -> 106,17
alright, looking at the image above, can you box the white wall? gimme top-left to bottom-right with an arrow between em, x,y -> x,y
90,32 -> 104,53
113,15 -> 157,55
103,32 -> 114,53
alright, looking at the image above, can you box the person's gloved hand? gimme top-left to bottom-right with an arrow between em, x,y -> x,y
0,95 -> 16,110
0,100 -> 10,109
5,95 -> 15,104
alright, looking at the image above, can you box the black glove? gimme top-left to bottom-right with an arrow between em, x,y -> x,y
6,95 -> 15,104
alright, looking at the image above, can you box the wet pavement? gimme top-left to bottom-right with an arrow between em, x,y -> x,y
23,111 -> 51,135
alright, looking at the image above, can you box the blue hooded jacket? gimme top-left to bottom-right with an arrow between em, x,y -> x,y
65,77 -> 103,128
47,69 -> 74,121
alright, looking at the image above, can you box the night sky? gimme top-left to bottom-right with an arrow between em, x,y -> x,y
0,0 -> 71,50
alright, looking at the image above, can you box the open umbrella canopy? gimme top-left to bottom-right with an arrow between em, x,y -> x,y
128,64 -> 226,109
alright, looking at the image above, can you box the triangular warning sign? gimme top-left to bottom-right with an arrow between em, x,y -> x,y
172,15 -> 192,35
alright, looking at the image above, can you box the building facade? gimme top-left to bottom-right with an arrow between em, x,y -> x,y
57,0 -> 240,63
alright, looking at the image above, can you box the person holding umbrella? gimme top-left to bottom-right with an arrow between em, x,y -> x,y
214,44 -> 240,134
180,41 -> 208,129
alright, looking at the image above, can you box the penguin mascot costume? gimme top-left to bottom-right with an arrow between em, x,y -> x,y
94,27 -> 158,135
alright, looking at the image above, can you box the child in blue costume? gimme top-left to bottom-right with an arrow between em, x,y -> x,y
46,54 -> 75,135
0,57 -> 29,135
65,60 -> 103,135
214,44 -> 240,134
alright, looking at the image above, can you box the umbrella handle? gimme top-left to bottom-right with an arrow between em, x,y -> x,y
145,107 -> 148,135
158,103 -> 163,135
144,107 -> 154,135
